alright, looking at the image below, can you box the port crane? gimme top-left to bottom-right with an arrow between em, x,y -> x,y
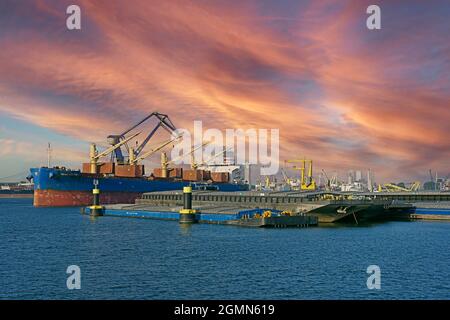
107,112 -> 176,164
428,169 -> 440,191
279,167 -> 301,190
321,169 -> 331,191
285,159 -> 316,191
280,168 -> 291,185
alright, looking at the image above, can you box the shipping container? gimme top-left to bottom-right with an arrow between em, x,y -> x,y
211,172 -> 230,183
82,163 -> 91,174
153,167 -> 183,178
183,169 -> 202,181
99,162 -> 115,174
82,162 -> 115,174
202,170 -> 211,181
169,167 -> 183,178
182,169 -> 212,181
115,165 -> 145,177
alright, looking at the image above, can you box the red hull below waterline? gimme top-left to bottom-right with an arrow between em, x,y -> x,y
33,190 -> 142,207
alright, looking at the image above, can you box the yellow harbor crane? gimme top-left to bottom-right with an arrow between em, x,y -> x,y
285,159 -> 316,191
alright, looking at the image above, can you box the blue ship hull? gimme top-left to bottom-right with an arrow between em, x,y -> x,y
30,167 -> 248,207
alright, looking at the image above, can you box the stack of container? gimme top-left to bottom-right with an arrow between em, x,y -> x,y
82,162 -> 115,174
182,169 -> 211,181
114,164 -> 145,177
210,172 -> 230,183
152,168 -> 183,178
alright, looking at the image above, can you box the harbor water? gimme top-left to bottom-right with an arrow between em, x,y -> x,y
0,198 -> 449,300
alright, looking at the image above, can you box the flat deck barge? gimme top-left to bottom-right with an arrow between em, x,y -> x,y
84,190 -> 450,224
84,203 -> 318,228
135,190 -> 414,223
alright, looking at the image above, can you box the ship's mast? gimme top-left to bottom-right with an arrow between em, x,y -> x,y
47,143 -> 52,168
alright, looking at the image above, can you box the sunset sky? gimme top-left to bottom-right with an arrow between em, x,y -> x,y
0,0 -> 449,183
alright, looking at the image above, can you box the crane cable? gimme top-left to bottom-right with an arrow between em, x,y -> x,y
0,170 -> 29,181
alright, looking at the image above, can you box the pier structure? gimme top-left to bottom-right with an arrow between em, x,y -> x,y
135,190 -> 415,223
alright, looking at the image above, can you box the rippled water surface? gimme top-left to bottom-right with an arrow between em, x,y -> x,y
0,198 -> 449,299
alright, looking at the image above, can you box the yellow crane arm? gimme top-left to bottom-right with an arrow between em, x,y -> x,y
131,135 -> 182,164
165,141 -> 211,165
286,159 -> 306,163
199,147 -> 232,166
94,132 -> 141,160
308,160 -> 313,178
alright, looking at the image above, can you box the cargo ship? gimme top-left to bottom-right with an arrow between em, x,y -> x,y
28,112 -> 249,207
29,166 -> 247,207
0,182 -> 34,198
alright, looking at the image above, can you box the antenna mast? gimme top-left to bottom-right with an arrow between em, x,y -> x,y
47,143 -> 52,168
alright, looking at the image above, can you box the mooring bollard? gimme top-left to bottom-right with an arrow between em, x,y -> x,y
90,179 -> 104,216
179,186 -> 197,224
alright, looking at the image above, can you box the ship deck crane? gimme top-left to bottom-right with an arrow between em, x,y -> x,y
89,132 -> 141,173
160,141 -> 211,178
129,134 -> 183,165
196,147 -> 232,168
107,112 -> 176,164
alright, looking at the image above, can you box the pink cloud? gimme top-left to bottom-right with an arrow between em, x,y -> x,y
0,0 -> 448,181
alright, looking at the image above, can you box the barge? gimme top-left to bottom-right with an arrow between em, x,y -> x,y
130,190 -> 415,223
